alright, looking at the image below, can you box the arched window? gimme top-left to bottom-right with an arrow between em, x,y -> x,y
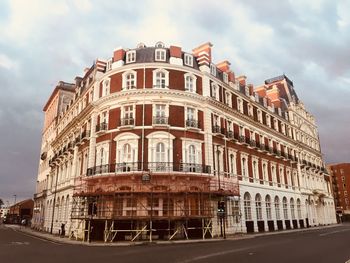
255,194 -> 262,220
244,192 -> 252,220
275,196 -> 280,220
297,199 -> 302,219
262,163 -> 267,183
266,195 -> 272,220
283,197 -> 288,219
229,154 -> 236,175
147,131 -> 174,171
290,198 -> 295,219
115,132 -> 140,172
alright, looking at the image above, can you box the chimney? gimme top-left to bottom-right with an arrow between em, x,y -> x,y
170,46 -> 182,58
236,75 -> 247,86
216,60 -> 231,72
192,42 -> 213,67
113,47 -> 125,62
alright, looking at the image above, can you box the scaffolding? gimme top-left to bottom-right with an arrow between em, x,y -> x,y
70,171 -> 239,242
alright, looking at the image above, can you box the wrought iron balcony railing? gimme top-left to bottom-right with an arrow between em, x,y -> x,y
153,116 -> 168,125
120,118 -> 135,126
186,119 -> 199,128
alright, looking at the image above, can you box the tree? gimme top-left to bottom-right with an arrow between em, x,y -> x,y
0,198 -> 4,208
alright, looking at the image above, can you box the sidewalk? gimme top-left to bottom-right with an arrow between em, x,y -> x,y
5,223 -> 342,247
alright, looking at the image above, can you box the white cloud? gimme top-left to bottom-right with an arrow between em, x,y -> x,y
0,53 -> 18,70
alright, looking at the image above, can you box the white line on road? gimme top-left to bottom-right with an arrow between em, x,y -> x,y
12,228 -> 62,245
176,246 -> 261,263
319,229 -> 350,236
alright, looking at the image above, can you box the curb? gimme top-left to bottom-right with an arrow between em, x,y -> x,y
7,223 -> 343,246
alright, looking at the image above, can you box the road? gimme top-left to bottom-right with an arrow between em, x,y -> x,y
0,224 -> 349,263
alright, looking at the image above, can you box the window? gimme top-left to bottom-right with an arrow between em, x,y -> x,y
229,152 -> 236,175
242,157 -> 247,179
271,166 -> 277,184
102,79 -> 110,96
155,49 -> 166,61
252,160 -> 259,182
297,199 -> 302,219
225,91 -> 232,107
153,69 -> 169,88
184,73 -> 197,92
255,194 -> 262,220
283,197 -> 288,219
184,53 -> 193,66
147,131 -> 175,172
237,98 -> 243,113
262,163 -> 268,184
186,107 -> 198,128
211,83 -> 219,100
223,72 -> 228,84
182,139 -> 202,172
121,105 -> 134,126
153,104 -> 168,125
266,195 -> 272,220
126,50 -> 136,63
210,63 -> 216,76
275,196 -> 280,220
122,70 -> 137,90
290,198 -> 295,219
115,132 -> 139,171
244,192 -> 252,220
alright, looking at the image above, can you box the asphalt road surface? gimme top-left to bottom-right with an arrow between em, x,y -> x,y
0,224 -> 349,263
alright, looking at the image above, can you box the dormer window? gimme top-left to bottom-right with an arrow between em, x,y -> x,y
106,58 -> 112,71
210,64 -> 216,76
102,79 -> 110,96
184,73 -> 197,92
223,72 -> 228,84
184,53 -> 193,67
126,50 -> 136,63
155,41 -> 165,48
155,49 -> 166,61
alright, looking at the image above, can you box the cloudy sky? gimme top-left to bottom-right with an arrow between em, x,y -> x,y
0,0 -> 349,204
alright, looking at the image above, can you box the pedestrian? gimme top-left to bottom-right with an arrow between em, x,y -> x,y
61,223 -> 65,237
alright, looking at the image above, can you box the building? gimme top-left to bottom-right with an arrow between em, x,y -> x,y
33,41 -> 336,241
327,163 -> 350,221
5,199 -> 34,224
0,207 -> 9,219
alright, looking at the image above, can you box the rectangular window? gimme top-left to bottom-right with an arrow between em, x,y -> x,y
210,63 -> 216,76
225,91 -> 232,107
122,105 -> 134,126
126,50 -> 136,63
223,72 -> 228,83
184,54 -> 193,66
155,49 -> 166,61
153,104 -> 167,125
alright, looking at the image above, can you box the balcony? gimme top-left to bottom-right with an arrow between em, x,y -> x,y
186,119 -> 199,129
120,118 -> 135,127
238,135 -> 246,144
212,125 -> 221,134
81,130 -> 90,141
153,116 -> 168,126
226,130 -> 234,139
86,162 -> 211,176
96,122 -> 108,133
249,140 -> 256,148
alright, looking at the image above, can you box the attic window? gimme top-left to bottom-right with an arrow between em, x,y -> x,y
223,72 -> 228,84
210,64 -> 216,76
106,58 -> 112,71
155,49 -> 166,61
137,42 -> 146,48
126,50 -> 136,63
184,54 -> 193,67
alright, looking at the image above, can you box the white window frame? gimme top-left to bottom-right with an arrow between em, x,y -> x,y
126,50 -> 136,63
155,48 -> 166,62
114,132 -> 139,171
153,68 -> 169,89
122,70 -> 137,90
106,58 -> 112,71
228,149 -> 237,176
102,78 -> 110,97
184,53 -> 193,67
241,153 -> 249,181
211,83 -> 219,100
147,131 -> 175,171
184,73 -> 197,92
237,98 -> 243,113
152,103 -> 169,125
223,72 -> 228,84
181,139 -> 203,168
225,91 -> 232,107
95,143 -> 109,166
121,104 -> 135,126
210,63 -> 216,76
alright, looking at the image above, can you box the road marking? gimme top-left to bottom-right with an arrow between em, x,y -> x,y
177,246 -> 261,263
11,228 -> 62,245
319,229 -> 350,236
10,241 -> 30,245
